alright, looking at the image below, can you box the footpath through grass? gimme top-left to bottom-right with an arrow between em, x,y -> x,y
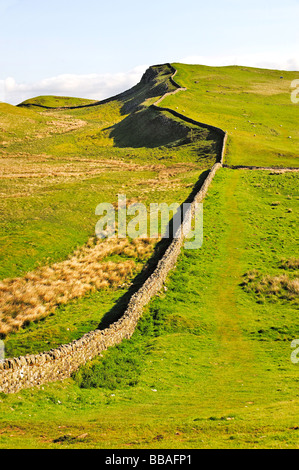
0,168 -> 298,449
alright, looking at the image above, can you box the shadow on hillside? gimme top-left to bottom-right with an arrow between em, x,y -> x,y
105,107 -> 192,148
108,63 -> 179,116
97,168 -> 209,330
115,74 -> 173,116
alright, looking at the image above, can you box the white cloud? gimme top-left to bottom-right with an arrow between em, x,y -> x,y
0,65 -> 148,105
180,53 -> 299,72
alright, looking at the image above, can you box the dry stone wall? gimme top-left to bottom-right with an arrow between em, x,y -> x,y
0,66 -> 227,394
223,164 -> 299,171
0,162 -> 222,394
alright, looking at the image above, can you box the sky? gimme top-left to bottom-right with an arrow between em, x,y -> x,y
0,0 -> 298,104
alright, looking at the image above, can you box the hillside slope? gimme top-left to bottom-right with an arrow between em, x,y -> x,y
161,63 -> 299,167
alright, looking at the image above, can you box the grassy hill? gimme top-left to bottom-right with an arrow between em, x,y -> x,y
0,63 -> 298,449
162,63 -> 299,167
18,96 -> 98,109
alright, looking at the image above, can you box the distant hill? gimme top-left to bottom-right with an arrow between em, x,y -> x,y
18,95 -> 98,109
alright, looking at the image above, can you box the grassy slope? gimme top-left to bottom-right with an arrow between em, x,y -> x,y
0,169 -> 298,449
162,63 -> 299,167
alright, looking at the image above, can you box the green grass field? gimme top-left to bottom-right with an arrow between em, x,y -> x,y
0,63 -> 298,449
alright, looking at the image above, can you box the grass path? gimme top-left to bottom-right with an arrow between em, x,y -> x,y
208,170 -> 255,401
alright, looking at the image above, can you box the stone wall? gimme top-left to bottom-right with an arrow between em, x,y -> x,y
0,162 -> 223,394
223,164 -> 299,171
0,66 -> 227,394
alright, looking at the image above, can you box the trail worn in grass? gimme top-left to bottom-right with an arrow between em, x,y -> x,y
207,170 -> 256,401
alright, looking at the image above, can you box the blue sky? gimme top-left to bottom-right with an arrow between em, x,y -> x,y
1,0 -> 298,104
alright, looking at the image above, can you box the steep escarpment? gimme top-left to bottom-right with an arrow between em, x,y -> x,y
17,63 -> 177,113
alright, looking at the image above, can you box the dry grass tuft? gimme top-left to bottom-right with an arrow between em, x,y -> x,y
281,258 -> 299,270
0,237 -> 155,336
242,269 -> 299,302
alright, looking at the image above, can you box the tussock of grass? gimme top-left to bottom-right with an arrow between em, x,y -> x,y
0,237 -> 155,336
242,269 -> 299,302
281,257 -> 299,270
